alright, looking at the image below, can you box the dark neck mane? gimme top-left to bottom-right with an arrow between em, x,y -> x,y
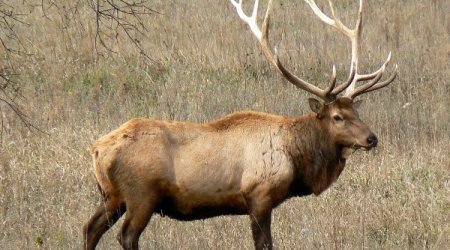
288,113 -> 346,196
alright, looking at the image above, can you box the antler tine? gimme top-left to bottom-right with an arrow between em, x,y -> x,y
230,0 -> 262,39
323,65 -> 337,98
347,67 -> 385,99
352,65 -> 398,97
304,0 -> 351,36
331,67 -> 356,95
356,52 -> 392,81
345,53 -> 396,98
230,0 -> 333,101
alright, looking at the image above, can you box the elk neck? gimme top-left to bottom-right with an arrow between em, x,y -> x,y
286,112 -> 346,196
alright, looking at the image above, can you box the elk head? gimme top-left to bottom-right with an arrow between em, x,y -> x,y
230,0 -> 397,153
309,97 -> 377,156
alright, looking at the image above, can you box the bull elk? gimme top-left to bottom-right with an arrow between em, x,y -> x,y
83,0 -> 397,249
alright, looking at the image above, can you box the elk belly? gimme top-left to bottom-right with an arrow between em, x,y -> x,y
155,189 -> 248,221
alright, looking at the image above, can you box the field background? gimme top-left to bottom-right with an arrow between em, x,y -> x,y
0,0 -> 449,249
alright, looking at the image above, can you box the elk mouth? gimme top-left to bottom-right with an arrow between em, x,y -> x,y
340,143 -> 375,159
350,143 -> 374,151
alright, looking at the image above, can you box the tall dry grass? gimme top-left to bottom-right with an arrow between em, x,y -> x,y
0,0 -> 449,249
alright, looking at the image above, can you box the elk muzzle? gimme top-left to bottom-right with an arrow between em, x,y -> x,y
366,133 -> 378,148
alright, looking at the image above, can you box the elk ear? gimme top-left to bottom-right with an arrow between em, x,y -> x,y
352,99 -> 364,109
308,98 -> 323,115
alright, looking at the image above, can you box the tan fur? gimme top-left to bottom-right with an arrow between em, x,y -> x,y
92,111 -> 294,210
83,98 -> 377,250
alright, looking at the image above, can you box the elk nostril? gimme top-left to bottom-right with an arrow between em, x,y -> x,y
367,134 -> 378,147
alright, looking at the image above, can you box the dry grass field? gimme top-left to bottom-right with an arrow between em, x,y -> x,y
0,0 -> 449,249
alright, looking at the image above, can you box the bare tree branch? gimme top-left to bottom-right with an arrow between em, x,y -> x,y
0,2 -> 29,55
87,0 -> 159,61
0,0 -> 159,139
0,2 -> 41,139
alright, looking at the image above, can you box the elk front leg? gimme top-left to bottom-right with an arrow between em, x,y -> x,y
248,192 -> 273,250
250,208 -> 273,250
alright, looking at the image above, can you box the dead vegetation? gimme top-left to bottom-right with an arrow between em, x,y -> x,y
0,0 -> 449,249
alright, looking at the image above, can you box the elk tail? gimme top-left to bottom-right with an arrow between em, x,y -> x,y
96,181 -> 108,202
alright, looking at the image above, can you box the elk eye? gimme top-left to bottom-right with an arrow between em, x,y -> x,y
333,115 -> 344,122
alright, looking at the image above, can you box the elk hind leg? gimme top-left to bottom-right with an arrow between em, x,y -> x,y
83,195 -> 125,250
117,194 -> 158,250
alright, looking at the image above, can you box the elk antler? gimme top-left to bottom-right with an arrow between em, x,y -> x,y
305,0 -> 397,99
229,0 -> 397,101
230,0 -> 340,102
